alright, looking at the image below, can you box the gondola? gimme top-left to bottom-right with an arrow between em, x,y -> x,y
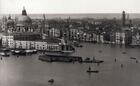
86,66 -> 99,73
86,70 -> 99,73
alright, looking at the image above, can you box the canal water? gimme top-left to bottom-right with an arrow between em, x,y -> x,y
0,43 -> 140,86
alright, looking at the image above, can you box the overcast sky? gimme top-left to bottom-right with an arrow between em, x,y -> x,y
0,0 -> 140,14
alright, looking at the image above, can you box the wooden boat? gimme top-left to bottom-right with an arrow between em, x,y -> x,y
61,50 -> 74,54
25,49 -> 38,54
87,70 -> 99,73
86,66 -> 99,73
0,52 -> 10,57
122,52 -> 126,54
11,49 -> 26,55
48,79 -> 54,84
130,57 -> 137,60
82,57 -> 104,63
0,48 -> 10,52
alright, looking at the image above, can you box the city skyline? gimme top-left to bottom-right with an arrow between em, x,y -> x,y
0,0 -> 140,14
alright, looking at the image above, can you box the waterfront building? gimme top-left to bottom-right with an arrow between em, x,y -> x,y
1,7 -> 63,51
7,16 -> 15,33
124,29 -> 132,45
100,34 -> 104,43
103,33 -> 109,43
131,29 -> 140,45
1,16 -> 7,32
2,33 -> 61,51
115,31 -> 126,45
49,28 -> 61,38
115,32 -> 121,44
2,34 -> 13,48
92,33 -> 98,43
120,32 -> 125,44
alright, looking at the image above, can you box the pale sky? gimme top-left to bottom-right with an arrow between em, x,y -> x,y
0,0 -> 140,14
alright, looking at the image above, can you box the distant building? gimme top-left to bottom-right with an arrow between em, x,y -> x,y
1,7 -> 63,51
1,16 -> 7,32
7,16 -> 15,33
124,29 -> 132,45
131,30 -> 140,45
49,28 -> 60,38
2,33 -> 61,51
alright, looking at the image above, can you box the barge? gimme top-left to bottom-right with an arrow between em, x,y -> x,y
39,53 -> 82,62
82,57 -> 104,63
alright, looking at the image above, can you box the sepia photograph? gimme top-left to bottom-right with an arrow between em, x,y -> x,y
0,0 -> 140,86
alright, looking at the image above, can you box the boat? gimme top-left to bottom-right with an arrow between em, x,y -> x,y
93,59 -> 104,63
86,66 -> 99,73
25,49 -> 38,54
130,57 -> 137,60
87,70 -> 99,73
73,41 -> 83,47
0,48 -> 10,52
61,50 -> 74,54
93,57 -> 104,63
48,79 -> 54,84
0,52 -> 10,57
82,57 -> 104,63
11,49 -> 26,55
39,53 -> 82,62
122,52 -> 126,54
33,49 -> 38,53
82,57 -> 93,63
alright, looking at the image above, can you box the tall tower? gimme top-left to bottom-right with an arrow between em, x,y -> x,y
42,14 -> 46,34
122,11 -> 126,27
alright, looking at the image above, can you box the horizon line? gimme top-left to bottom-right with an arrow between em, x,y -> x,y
1,12 -> 140,15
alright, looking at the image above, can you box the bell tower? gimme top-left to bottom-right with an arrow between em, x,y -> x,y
122,11 -> 126,27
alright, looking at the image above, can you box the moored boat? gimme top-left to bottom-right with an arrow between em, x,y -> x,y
60,50 -> 74,54
39,53 -> 82,62
86,70 -> 99,73
82,57 -> 104,63
11,49 -> 26,55
25,49 -> 38,54
0,52 -> 10,57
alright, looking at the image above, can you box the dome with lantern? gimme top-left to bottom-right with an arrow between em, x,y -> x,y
7,15 -> 14,26
16,7 -> 32,27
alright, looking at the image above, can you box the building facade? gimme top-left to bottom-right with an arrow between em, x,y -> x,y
1,7 -> 63,51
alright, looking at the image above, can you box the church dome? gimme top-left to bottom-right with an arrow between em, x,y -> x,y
16,7 -> 32,26
7,16 -> 14,26
17,15 -> 32,26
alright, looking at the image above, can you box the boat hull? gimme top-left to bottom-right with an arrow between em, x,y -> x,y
39,53 -> 82,62
86,70 -> 99,73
